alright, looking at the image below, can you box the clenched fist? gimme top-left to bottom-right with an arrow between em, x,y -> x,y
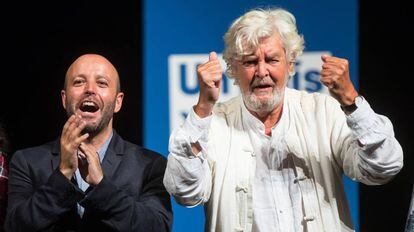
194,51 -> 222,117
320,55 -> 358,106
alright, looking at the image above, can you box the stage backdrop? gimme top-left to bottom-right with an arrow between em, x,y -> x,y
144,1 -> 358,231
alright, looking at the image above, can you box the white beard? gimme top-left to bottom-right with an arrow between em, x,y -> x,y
242,85 -> 285,113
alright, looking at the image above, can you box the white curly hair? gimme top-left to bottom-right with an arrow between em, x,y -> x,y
223,8 -> 305,79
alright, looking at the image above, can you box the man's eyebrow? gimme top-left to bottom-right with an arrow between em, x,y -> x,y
72,74 -> 87,79
242,54 -> 258,59
96,74 -> 110,79
266,51 -> 283,58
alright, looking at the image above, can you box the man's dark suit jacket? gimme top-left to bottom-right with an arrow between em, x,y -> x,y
5,131 -> 172,232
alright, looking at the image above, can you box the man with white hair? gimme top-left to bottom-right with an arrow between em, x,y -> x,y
164,8 -> 403,232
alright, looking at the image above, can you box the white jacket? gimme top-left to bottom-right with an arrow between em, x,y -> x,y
164,88 -> 403,232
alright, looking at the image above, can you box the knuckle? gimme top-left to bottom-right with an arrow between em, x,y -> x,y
198,70 -> 208,78
197,66 -> 203,73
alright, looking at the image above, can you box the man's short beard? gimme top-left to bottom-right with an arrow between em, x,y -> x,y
66,101 -> 116,139
80,112 -> 111,138
242,85 -> 285,113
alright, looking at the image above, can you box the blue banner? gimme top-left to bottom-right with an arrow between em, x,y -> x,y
144,1 -> 358,231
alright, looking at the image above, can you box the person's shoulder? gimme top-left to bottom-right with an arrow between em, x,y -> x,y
121,139 -> 166,162
286,88 -> 340,116
286,87 -> 324,100
140,147 -> 166,162
119,141 -> 168,177
11,140 -> 57,162
213,95 -> 242,115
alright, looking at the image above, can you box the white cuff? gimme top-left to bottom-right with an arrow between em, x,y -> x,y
182,106 -> 212,143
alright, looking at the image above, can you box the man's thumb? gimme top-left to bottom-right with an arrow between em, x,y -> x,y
209,51 -> 218,61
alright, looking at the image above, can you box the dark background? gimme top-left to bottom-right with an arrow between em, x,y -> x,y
0,1 -> 142,149
359,2 -> 412,231
0,1 -> 412,231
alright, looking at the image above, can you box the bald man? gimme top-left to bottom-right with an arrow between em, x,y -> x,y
5,54 -> 172,232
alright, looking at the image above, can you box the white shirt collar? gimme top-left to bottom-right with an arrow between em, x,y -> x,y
240,95 -> 288,137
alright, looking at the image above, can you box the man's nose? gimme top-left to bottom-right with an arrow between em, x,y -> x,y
84,82 -> 97,94
255,62 -> 269,78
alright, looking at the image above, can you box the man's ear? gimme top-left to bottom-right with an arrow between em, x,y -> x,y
61,90 -> 67,110
288,60 -> 295,77
114,92 -> 124,113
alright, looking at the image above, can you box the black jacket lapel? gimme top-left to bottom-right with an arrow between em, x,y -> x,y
101,131 -> 124,180
50,138 -> 61,172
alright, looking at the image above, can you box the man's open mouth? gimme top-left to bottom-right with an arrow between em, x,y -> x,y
253,84 -> 273,90
79,101 -> 99,113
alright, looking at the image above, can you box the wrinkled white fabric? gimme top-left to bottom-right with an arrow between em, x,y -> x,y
164,88 -> 403,232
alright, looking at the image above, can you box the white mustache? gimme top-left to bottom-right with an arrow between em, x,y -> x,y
250,77 -> 275,88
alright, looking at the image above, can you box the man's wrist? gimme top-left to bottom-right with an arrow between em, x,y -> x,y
194,101 -> 214,118
341,95 -> 363,115
88,175 -> 104,186
59,166 -> 74,180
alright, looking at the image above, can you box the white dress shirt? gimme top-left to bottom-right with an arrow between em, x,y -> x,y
239,101 -> 304,232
